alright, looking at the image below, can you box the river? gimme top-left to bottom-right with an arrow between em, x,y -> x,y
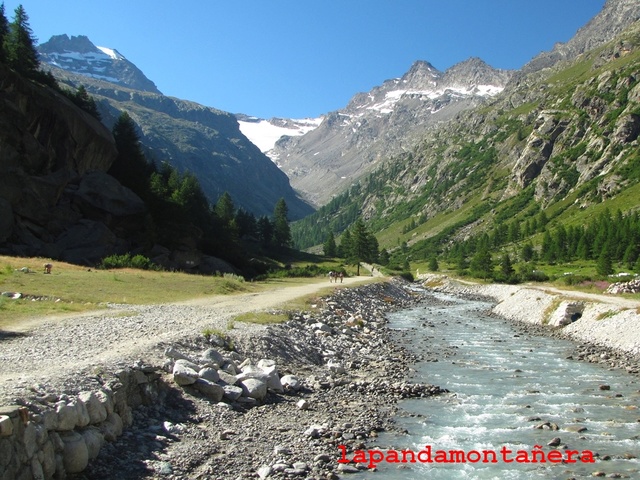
360,291 -> 640,479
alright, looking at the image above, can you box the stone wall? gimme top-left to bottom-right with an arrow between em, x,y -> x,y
0,365 -> 166,480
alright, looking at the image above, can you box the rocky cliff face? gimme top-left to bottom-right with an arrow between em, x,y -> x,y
0,62 -> 148,263
270,58 -> 512,206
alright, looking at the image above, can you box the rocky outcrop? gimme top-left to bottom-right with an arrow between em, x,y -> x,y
0,63 -> 147,263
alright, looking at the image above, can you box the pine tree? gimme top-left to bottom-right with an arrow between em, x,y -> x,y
500,253 -> 515,278
272,198 -> 291,247
257,216 -> 273,248
596,249 -> 613,276
351,219 -> 372,275
5,5 -> 39,76
215,192 -> 235,227
0,3 -> 9,63
338,229 -> 352,259
323,232 -> 337,257
109,112 -> 152,197
470,248 -> 493,279
428,256 -> 439,272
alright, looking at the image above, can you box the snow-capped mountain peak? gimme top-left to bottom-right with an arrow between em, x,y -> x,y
37,34 -> 161,94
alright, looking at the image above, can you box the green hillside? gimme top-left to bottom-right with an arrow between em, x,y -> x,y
292,23 -> 640,283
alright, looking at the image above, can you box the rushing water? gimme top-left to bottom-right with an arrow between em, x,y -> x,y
358,292 -> 640,480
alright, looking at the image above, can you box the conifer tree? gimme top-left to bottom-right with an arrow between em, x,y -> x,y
500,253 -> 515,278
215,192 -> 235,227
428,256 -> 439,272
323,232 -> 337,257
109,112 -> 152,197
272,198 -> 291,247
0,3 -> 9,63
5,4 -> 39,76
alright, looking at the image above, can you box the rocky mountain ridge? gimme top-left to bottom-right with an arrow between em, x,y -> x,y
37,35 -> 313,220
270,57 -> 513,206
38,34 -> 161,94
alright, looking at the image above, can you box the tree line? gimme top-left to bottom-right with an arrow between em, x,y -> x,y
108,112 -> 292,273
440,209 -> 640,282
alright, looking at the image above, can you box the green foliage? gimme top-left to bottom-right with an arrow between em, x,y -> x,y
323,232 -> 337,257
0,4 -> 9,63
99,254 -> 157,270
272,198 -> 292,247
64,85 -> 101,119
3,5 -> 38,76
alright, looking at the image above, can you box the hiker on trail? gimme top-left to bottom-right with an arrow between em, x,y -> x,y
338,272 -> 344,283
329,271 -> 334,283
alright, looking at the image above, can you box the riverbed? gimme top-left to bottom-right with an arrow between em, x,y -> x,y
366,292 -> 640,479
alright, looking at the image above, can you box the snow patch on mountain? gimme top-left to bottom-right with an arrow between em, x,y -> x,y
96,46 -> 125,61
238,116 -> 322,154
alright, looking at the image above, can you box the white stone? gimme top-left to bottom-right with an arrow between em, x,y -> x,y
60,431 -> 89,474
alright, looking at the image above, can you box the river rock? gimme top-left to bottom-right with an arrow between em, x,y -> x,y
201,348 -> 224,366
198,367 -> 220,383
281,375 -> 302,391
72,398 -> 90,428
192,378 -> 224,402
101,412 -> 123,442
239,378 -> 268,400
218,370 -> 238,385
222,385 -> 243,401
81,427 -> 104,460
173,362 -> 199,386
56,402 -> 79,431
0,415 -> 13,436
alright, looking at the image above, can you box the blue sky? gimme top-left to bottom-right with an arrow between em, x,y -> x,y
5,1 -> 605,119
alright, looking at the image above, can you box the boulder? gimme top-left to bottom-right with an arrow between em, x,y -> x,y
74,171 -> 146,217
222,385 -> 243,401
192,379 -> 224,402
198,367 -> 220,383
201,348 -> 224,366
239,378 -> 268,400
56,402 -> 79,431
78,391 -> 108,424
173,362 -> 199,386
81,427 -> 104,460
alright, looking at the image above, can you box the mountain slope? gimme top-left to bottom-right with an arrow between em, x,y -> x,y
38,34 -> 161,94
37,36 -> 314,220
292,18 -> 640,258
271,58 -> 513,206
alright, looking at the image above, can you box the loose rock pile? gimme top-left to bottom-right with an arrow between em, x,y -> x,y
605,278 -> 640,294
74,279 -> 446,479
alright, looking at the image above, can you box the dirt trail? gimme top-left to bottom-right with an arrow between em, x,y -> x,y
0,274 -> 379,401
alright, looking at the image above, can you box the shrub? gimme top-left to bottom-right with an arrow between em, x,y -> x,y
99,253 -> 157,270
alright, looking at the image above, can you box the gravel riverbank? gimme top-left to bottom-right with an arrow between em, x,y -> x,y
1,279 -> 445,479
